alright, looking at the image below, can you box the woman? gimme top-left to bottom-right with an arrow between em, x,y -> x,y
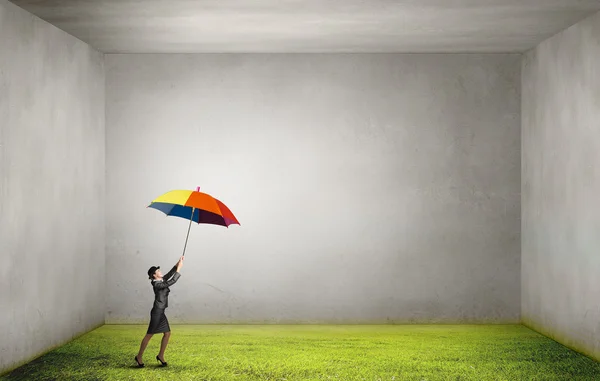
134,256 -> 184,367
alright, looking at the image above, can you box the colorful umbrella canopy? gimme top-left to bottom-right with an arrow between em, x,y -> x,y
148,187 -> 239,256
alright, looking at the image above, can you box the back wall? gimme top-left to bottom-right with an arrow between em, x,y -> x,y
105,53 -> 521,324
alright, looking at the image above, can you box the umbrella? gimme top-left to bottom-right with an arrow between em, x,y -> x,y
148,187 -> 240,256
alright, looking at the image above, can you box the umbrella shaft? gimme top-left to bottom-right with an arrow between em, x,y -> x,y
182,207 -> 195,256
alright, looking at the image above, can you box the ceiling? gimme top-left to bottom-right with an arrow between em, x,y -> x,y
9,0 -> 600,53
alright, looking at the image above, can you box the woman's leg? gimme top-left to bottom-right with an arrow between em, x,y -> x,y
137,334 -> 154,361
158,331 -> 171,361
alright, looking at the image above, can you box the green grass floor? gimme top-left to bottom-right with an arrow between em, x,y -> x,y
2,325 -> 600,381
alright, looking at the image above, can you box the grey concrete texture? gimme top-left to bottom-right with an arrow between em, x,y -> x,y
521,11 -> 600,362
0,0 -> 105,375
105,53 -> 521,324
9,0 -> 600,53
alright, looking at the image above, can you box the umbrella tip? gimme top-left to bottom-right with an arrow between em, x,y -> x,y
196,186 -> 200,192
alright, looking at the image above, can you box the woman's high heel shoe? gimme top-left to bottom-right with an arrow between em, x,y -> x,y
156,355 -> 168,367
134,355 -> 144,368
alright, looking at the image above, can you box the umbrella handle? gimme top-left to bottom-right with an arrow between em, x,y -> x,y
182,207 -> 195,257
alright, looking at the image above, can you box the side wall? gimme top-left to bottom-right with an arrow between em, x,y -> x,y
0,0 -> 105,374
522,11 -> 600,361
106,53 -> 521,324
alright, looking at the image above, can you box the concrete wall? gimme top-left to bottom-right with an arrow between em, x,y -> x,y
106,53 -> 521,324
522,11 -> 600,361
0,0 -> 105,375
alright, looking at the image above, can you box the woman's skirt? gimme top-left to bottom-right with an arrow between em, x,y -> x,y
147,307 -> 170,334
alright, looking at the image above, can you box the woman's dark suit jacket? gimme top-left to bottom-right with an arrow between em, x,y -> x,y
150,265 -> 181,309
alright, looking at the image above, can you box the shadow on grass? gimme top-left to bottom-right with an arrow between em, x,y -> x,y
0,351 -> 148,381
2,353 -> 61,381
